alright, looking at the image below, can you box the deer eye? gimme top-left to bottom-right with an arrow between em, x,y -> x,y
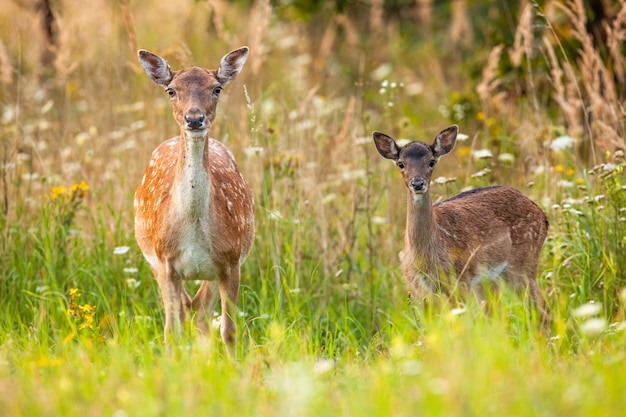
429,159 -> 436,168
397,161 -> 405,169
213,86 -> 223,96
166,88 -> 176,98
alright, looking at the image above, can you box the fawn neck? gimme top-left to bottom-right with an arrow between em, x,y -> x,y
405,190 -> 439,255
173,131 -> 211,217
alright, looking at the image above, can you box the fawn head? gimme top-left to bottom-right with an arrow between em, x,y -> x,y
373,125 -> 458,195
138,47 -> 249,137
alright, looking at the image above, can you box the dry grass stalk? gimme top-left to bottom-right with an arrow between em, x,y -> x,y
542,35 -> 583,137
249,0 -> 272,75
36,0 -> 57,69
331,94 -> 356,162
414,0 -> 433,26
561,0 -> 622,155
605,1 -> 626,87
207,0 -> 226,41
120,0 -> 138,55
335,14 -> 360,46
476,44 -> 507,117
449,0 -> 473,49
0,38 -> 13,85
51,14 -> 77,80
369,0 -> 384,34
594,120 -> 625,155
509,2 -> 533,68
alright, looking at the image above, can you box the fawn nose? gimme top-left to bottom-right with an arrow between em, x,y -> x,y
184,109 -> 206,130
409,178 -> 427,193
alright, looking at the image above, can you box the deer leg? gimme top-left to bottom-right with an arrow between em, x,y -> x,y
157,261 -> 183,344
191,280 -> 219,335
180,287 -> 193,323
219,266 -> 240,360
528,275 -> 551,332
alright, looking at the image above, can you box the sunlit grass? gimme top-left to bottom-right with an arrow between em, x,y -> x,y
1,1 -> 626,416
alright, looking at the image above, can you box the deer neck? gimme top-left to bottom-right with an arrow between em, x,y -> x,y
405,191 -> 439,256
173,131 -> 211,217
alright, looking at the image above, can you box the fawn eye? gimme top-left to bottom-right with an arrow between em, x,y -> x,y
397,161 -> 405,169
166,88 -> 176,98
429,159 -> 436,168
213,86 -> 223,96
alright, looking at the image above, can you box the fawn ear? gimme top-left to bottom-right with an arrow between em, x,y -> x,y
373,132 -> 400,161
138,50 -> 174,87
432,125 -> 458,158
217,46 -> 249,85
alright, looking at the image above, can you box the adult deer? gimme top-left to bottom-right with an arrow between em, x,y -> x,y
134,47 -> 255,358
373,125 -> 550,328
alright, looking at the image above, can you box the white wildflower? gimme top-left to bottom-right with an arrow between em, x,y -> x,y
550,135 -> 575,151
572,302 -> 602,318
113,246 -> 130,255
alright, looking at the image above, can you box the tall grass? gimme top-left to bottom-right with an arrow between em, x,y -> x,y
1,1 -> 625,416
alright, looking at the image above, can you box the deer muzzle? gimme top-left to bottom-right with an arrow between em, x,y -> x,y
409,178 -> 428,194
184,108 -> 206,130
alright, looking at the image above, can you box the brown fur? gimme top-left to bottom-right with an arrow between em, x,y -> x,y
373,126 -> 550,328
134,47 -> 254,358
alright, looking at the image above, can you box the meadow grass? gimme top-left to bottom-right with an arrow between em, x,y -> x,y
1,1 -> 626,416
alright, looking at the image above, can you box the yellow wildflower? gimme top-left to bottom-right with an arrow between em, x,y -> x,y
69,288 -> 80,297
566,168 -> 575,176
71,180 -> 89,192
555,164 -> 564,173
50,185 -> 68,199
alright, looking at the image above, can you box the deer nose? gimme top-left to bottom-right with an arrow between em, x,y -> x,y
409,178 -> 427,193
184,109 -> 206,130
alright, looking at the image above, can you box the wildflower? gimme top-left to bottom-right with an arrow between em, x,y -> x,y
580,318 -> 607,336
457,147 -> 471,157
244,146 -> 264,157
313,359 -> 334,375
550,135 -> 575,151
404,82 -> 423,96
69,288 -> 80,298
477,111 -> 486,121
471,168 -> 491,178
572,302 -> 602,318
113,246 -> 130,255
471,149 -> 493,160
50,185 -> 68,199
450,308 -> 466,316
555,164 -> 564,173
70,180 -> 89,192
371,216 -> 386,225
557,180 -> 574,188
75,132 -> 90,146
126,278 -> 140,289
498,153 -> 515,164
566,168 -> 575,176
400,359 -> 423,375
370,63 -> 392,81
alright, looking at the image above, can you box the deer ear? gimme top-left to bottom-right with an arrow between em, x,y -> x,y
216,46 -> 249,85
432,125 -> 458,158
373,132 -> 400,161
138,50 -> 174,87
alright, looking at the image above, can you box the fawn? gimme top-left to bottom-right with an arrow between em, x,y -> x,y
134,47 -> 255,358
373,125 -> 550,327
